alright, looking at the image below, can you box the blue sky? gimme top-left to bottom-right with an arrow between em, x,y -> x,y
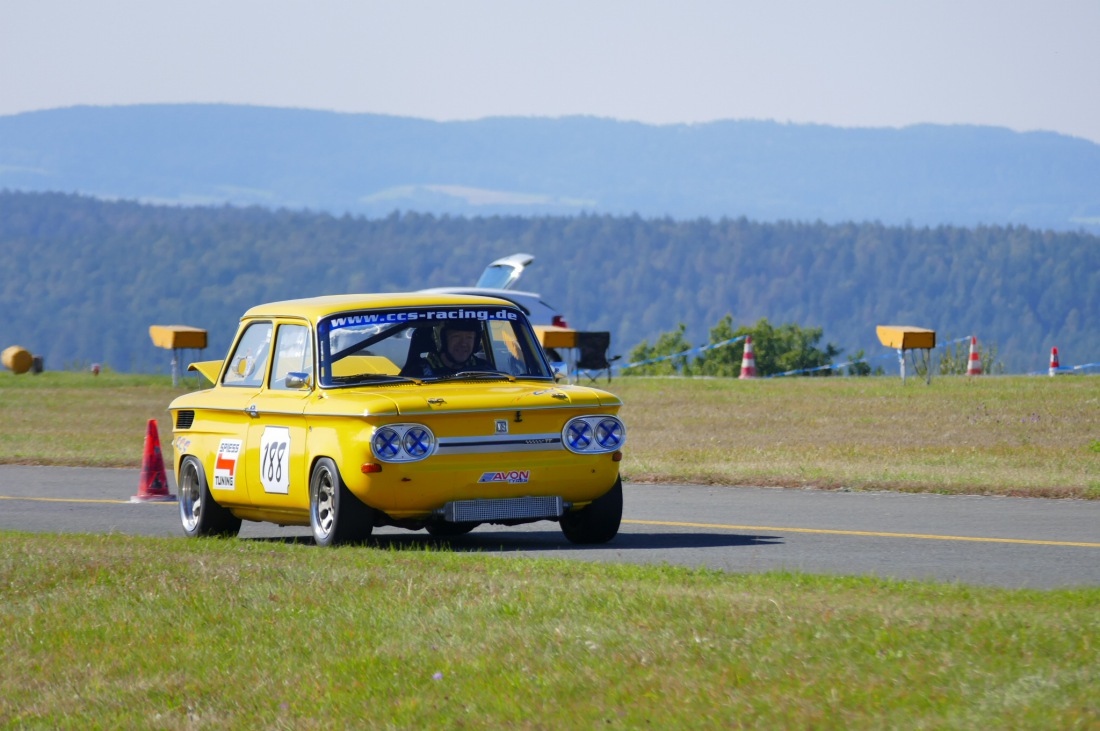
3,1 -> 1099,143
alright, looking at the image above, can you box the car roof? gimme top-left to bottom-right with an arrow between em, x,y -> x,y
421,286 -> 542,299
241,292 -> 517,323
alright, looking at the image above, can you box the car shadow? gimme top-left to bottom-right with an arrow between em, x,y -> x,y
246,529 -> 783,551
424,530 -> 783,553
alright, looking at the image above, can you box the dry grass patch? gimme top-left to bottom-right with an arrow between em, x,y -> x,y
614,376 -> 1100,498
2,371 -> 1097,497
0,372 -> 180,466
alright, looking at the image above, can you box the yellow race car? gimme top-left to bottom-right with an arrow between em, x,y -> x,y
169,293 -> 625,546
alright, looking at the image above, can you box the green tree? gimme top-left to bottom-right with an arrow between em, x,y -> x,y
629,316 -> 843,378
846,349 -> 873,376
692,314 -> 741,377
769,320 -> 842,376
696,317 -> 841,377
624,324 -> 692,376
936,338 -> 1005,375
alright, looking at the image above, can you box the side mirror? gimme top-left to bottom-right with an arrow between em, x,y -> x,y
284,372 -> 311,390
550,361 -> 569,383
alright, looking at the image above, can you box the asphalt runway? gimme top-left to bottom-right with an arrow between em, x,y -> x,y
1,465 -> 1098,590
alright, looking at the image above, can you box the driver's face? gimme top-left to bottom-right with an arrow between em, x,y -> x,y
444,329 -> 476,363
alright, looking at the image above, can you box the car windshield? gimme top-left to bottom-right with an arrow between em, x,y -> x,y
316,305 -> 553,388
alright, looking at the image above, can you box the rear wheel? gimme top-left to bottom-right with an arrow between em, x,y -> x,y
309,458 -> 373,546
560,477 -> 623,544
178,456 -> 241,538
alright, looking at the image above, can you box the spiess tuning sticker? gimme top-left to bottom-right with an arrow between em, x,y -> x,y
213,439 -> 242,489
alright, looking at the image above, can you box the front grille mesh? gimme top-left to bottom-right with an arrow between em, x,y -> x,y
443,496 -> 565,523
175,410 -> 195,430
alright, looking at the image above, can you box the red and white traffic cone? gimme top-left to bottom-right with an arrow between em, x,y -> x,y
966,336 -> 982,376
131,419 -> 176,502
739,336 -> 757,379
1048,347 -> 1059,377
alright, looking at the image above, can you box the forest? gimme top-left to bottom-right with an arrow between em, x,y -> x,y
1,190 -> 1097,375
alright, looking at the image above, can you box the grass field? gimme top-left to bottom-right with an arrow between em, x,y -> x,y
2,533 -> 1097,728
613,375 -> 1100,499
2,370 -> 1098,727
2,370 -> 1097,498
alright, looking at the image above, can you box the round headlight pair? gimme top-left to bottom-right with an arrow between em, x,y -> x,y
371,424 -> 435,462
563,415 -> 626,454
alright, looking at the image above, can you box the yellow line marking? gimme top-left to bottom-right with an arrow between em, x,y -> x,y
0,495 -> 172,505
623,519 -> 1100,548
2,498 -> 1096,547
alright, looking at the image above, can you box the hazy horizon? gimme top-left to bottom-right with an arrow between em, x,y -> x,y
3,1 -> 1099,144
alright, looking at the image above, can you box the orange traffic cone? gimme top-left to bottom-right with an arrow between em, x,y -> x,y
132,419 -> 176,502
1048,347 -> 1060,377
966,336 -> 982,376
739,336 -> 757,379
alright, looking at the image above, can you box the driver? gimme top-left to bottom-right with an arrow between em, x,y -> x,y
412,320 -> 491,376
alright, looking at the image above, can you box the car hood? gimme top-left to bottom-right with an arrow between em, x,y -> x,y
310,382 -> 621,418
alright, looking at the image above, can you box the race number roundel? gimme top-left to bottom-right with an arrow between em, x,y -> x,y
260,426 -> 291,494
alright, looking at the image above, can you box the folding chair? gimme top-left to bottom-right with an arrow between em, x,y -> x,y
574,331 -> 621,383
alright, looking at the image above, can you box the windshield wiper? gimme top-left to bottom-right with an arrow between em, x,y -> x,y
432,370 -> 517,382
329,374 -> 424,386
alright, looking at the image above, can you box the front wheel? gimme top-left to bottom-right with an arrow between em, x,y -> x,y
178,456 -> 241,538
560,477 -> 623,544
310,458 -> 374,546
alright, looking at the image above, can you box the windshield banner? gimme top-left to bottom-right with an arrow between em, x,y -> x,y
328,308 -> 518,330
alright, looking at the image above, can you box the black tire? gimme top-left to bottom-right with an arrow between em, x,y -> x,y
560,477 -> 623,544
425,522 -> 479,537
178,455 -> 242,538
309,458 -> 374,546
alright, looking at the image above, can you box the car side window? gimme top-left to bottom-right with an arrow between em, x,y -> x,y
270,324 -> 313,390
223,322 -> 273,388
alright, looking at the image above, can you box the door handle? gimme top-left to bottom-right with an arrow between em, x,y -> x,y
245,404 -> 259,418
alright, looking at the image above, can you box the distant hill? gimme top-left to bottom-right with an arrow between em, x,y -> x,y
1,104 -> 1099,233
2,191 -> 1097,375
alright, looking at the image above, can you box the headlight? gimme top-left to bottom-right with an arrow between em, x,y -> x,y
562,415 -> 626,454
565,420 -> 592,451
371,423 -> 435,462
372,427 -> 401,460
595,418 -> 624,450
403,427 -> 432,458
